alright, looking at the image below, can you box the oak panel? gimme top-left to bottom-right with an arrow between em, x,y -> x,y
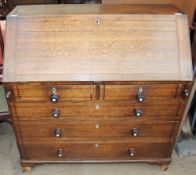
3,5 -> 193,82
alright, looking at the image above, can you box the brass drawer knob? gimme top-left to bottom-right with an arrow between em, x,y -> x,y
131,128 -> 140,137
50,94 -> 59,103
6,90 -> 12,99
136,93 -> 144,103
184,89 -> 190,97
57,149 -> 64,158
50,87 -> 59,103
54,128 -> 62,138
52,109 -> 60,118
133,108 -> 143,117
129,148 -> 136,157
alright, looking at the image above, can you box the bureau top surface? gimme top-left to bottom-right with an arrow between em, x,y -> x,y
3,4 -> 193,82
8,4 -> 180,16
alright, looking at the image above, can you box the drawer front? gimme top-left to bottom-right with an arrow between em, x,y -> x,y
11,100 -> 180,120
10,83 -> 186,102
17,121 -> 179,140
12,83 -> 95,101
21,141 -> 172,160
103,84 -> 179,101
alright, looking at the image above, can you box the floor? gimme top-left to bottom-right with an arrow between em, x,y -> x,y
0,85 -> 9,113
0,122 -> 196,175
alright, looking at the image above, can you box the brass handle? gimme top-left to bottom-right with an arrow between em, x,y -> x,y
52,109 -> 60,118
54,128 -> 62,138
57,149 -> 64,158
184,89 -> 190,97
129,148 -> 136,157
131,128 -> 139,137
133,108 -> 143,117
50,87 -> 59,103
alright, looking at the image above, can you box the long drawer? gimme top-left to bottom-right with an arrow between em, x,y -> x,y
10,100 -> 181,120
21,141 -> 172,161
16,120 -> 179,140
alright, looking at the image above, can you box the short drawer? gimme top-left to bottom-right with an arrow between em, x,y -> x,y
16,120 -> 179,141
21,141 -> 172,161
103,84 -> 180,101
11,100 -> 181,121
11,83 -> 95,101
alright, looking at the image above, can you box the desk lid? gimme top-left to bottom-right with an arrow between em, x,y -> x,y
3,4 -> 193,82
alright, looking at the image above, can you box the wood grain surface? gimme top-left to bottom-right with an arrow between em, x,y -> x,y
9,82 -> 184,101
8,4 -> 180,16
10,100 -> 181,120
15,120 -> 179,141
21,141 -> 172,160
3,4 -> 193,170
3,5 -> 193,82
101,0 -> 196,26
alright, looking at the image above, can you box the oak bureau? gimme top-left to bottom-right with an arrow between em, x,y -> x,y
3,4 -> 193,172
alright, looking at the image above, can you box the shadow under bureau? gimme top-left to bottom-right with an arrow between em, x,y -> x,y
3,4 -> 193,172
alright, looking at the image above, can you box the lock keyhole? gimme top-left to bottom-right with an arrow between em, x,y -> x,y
95,18 -> 100,25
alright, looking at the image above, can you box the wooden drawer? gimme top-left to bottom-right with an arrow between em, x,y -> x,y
11,100 -> 181,121
103,84 -> 180,101
12,83 -> 95,101
21,141 -> 172,160
16,120 -> 179,141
